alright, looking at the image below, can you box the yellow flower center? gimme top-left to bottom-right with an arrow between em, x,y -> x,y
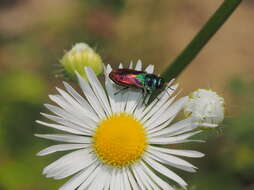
93,113 -> 147,167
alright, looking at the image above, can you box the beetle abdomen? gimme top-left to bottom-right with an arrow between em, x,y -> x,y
109,70 -> 144,88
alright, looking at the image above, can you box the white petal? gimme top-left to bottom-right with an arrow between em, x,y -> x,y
59,161 -> 99,190
135,60 -> 142,71
85,67 -> 112,116
40,113 -> 92,135
133,164 -> 153,190
86,166 -> 109,190
104,64 -> 111,75
102,168 -> 112,190
142,80 -> 178,121
110,169 -> 119,190
44,104 -> 94,130
146,150 -> 197,170
134,163 -> 161,190
131,164 -> 146,190
119,63 -> 123,68
140,83 -> 178,122
144,95 -> 177,129
133,95 -> 149,119
133,97 -> 147,119
126,168 -> 140,190
149,146 -> 205,158
124,89 -> 143,115
43,149 -> 95,179
167,163 -> 197,173
122,168 -> 132,190
48,95 -> 97,129
76,72 -> 106,119
145,64 -> 154,74
147,115 -> 176,136
140,161 -> 174,190
35,134 -> 91,143
56,87 -> 99,122
114,169 -> 122,190
144,155 -> 187,188
63,81 -> 98,120
140,79 -> 177,121
148,118 -> 197,138
129,61 -> 133,69
36,120 -> 87,135
120,88 -> 129,114
145,96 -> 187,130
119,170 -> 125,190
104,64 -> 118,114
37,144 -> 89,156
149,131 -> 202,144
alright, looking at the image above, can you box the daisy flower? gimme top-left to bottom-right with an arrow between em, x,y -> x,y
36,60 -> 216,190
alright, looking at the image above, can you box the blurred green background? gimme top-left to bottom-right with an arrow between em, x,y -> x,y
0,0 -> 254,189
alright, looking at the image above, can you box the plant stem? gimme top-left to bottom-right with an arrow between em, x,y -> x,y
162,0 -> 242,81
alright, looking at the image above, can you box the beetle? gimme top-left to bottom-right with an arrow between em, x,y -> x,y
109,68 -> 165,95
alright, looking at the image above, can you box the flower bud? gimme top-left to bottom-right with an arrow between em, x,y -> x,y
60,43 -> 103,79
184,89 -> 225,129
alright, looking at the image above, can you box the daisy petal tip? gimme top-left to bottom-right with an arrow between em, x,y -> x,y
75,70 -> 82,79
172,83 -> 179,89
190,151 -> 205,158
55,87 -> 62,92
36,151 -> 44,156
34,134 -> 41,138
129,61 -> 133,68
84,66 -> 89,72
39,112 -> 45,116
169,78 -> 176,84
119,63 -> 123,68
63,81 -> 70,89
48,95 -> 55,101
203,123 -> 218,128
42,170 -> 47,175
106,64 -> 112,70
35,120 -> 41,124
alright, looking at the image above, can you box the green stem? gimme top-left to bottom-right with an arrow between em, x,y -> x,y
162,0 -> 242,81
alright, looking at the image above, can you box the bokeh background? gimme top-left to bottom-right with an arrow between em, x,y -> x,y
0,0 -> 254,189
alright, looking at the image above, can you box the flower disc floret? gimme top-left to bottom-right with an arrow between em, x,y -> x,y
93,113 -> 147,167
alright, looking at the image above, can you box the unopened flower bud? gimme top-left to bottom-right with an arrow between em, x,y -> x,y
60,43 -> 103,79
184,89 -> 225,129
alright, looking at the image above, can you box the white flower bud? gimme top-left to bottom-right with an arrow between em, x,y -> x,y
60,43 -> 103,79
184,89 -> 225,128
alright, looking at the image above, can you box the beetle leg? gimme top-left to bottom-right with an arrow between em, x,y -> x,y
114,87 -> 129,95
163,85 -> 174,97
142,89 -> 150,106
167,85 -> 174,91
